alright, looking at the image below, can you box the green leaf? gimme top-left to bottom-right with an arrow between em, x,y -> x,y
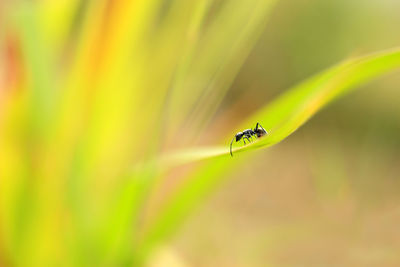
163,47 -> 400,165
139,47 -> 400,259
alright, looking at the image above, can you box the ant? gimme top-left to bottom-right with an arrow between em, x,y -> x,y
230,122 -> 267,157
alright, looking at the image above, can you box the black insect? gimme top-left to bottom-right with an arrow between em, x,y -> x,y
230,122 -> 267,157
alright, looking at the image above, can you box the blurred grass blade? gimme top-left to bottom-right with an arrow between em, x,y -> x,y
140,47 -> 400,258
165,0 -> 277,143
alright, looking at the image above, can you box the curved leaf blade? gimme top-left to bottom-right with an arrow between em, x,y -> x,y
163,47 -> 400,164
139,47 -> 400,258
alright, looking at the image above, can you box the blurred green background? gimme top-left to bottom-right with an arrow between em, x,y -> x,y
1,0 -> 400,266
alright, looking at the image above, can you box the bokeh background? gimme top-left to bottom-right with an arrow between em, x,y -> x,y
1,0 -> 400,266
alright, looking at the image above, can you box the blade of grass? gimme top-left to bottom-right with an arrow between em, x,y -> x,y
4,4 -> 64,266
163,47 -> 400,165
182,0 -> 277,139
165,0 -> 277,143
138,47 -> 400,261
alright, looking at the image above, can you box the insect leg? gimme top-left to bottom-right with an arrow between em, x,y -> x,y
244,137 -> 251,144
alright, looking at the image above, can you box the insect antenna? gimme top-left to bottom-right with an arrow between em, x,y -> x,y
230,137 -> 235,157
